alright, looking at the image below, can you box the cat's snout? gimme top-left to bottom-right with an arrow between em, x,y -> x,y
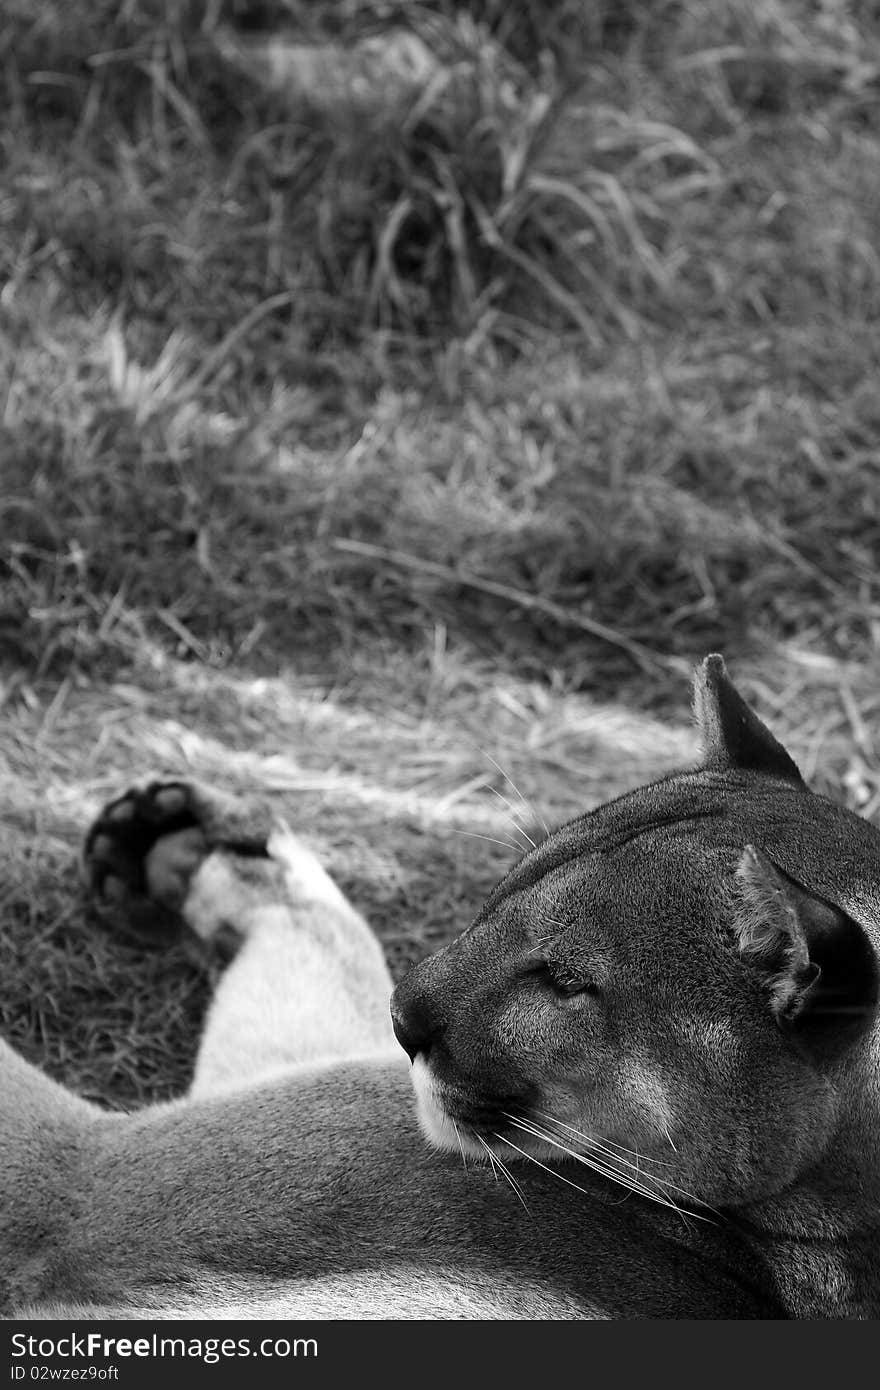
390,966 -> 445,1064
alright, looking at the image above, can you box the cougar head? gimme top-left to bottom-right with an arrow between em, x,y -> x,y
390,655 -> 880,1209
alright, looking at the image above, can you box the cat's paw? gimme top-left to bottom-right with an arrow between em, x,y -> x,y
83,780 -> 271,946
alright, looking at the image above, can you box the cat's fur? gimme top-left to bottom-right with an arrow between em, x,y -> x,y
2,656 -> 878,1318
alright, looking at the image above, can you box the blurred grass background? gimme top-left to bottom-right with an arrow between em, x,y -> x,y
2,0 -> 880,1107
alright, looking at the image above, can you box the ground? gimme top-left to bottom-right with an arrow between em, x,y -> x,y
2,0 -> 880,1107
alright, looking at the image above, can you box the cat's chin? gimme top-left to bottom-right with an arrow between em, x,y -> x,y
410,1056 -> 491,1159
409,1055 -> 550,1163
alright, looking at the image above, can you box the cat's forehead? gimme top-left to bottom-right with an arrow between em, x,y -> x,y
474,767 -> 869,936
477,772 -> 733,919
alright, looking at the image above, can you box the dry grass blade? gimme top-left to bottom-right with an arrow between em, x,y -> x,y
332,538 -> 686,676
164,291 -> 297,406
3,0 -> 880,1116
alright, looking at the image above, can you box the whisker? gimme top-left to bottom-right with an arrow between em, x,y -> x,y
481,1138 -> 500,1183
495,1123 -> 696,1230
533,1108 -> 675,1169
496,1156 -> 530,1211
515,1123 -> 693,1221
493,1133 -> 597,1201
519,1115 -> 697,1210
505,1116 -> 652,1200
508,1115 -> 717,1224
556,1133 -> 715,1225
448,828 -> 522,854
484,1141 -> 532,1216
564,1130 -> 674,1182
526,933 -> 560,956
477,747 -> 551,838
524,916 -> 572,954
452,1119 -> 469,1173
486,786 -> 538,849
508,1116 -> 679,1212
568,1127 -> 719,1219
496,1164 -> 531,1214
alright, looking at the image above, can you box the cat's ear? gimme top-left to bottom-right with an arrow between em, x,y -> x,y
693,653 -> 803,783
734,845 -> 879,1045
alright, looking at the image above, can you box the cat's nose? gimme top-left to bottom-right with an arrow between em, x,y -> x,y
390,971 -> 443,1063
390,993 -> 434,1063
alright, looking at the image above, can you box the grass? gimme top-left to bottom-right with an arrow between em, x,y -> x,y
2,0 -> 880,1106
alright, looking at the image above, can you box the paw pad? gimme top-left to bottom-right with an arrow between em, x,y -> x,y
83,781 -> 206,946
